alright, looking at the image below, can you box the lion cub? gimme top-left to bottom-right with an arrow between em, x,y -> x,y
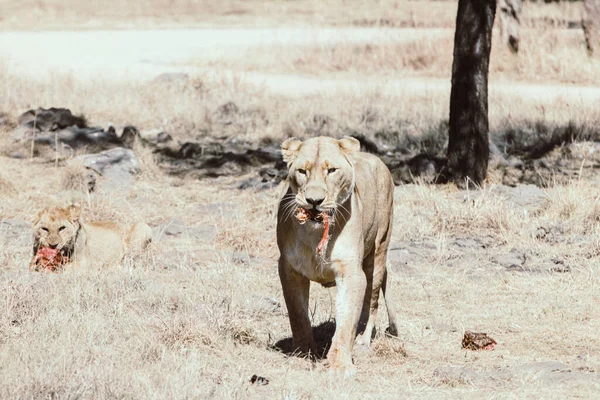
29,204 -> 152,271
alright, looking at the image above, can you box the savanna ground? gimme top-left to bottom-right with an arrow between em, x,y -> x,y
2,0 -> 600,398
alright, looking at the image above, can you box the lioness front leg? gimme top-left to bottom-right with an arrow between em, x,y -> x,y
327,260 -> 366,376
279,257 -> 317,357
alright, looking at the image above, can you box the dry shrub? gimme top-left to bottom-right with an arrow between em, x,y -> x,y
372,337 -> 408,362
540,182 -> 600,235
159,319 -> 213,350
59,164 -> 97,194
132,140 -> 163,180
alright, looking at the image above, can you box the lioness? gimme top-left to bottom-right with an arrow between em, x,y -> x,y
277,136 -> 398,376
29,204 -> 152,271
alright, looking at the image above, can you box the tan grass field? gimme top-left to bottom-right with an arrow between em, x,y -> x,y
2,1 -> 600,398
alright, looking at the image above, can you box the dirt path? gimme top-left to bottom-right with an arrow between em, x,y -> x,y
0,28 -> 448,80
2,28 -> 600,104
213,71 -> 600,103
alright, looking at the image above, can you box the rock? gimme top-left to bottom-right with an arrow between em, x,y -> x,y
161,218 -> 186,236
388,249 -> 416,266
541,258 -> 571,273
434,366 -> 500,385
12,125 -> 122,152
155,219 -> 217,241
69,147 -> 140,176
67,147 -> 140,191
259,167 -> 286,182
434,361 -> 600,387
237,177 -> 280,191
230,251 -> 251,265
490,184 -> 547,210
140,129 -> 172,144
454,184 -> 547,212
535,223 -> 566,244
493,249 -> 526,270
17,107 -> 87,131
187,226 -> 217,241
514,362 -> 595,385
245,296 -> 281,313
197,202 -> 239,218
387,243 -> 428,275
0,219 -> 31,246
452,237 -> 489,249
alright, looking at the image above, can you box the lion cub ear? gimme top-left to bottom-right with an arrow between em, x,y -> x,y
338,136 -> 361,154
67,203 -> 82,222
32,209 -> 44,226
281,137 -> 303,165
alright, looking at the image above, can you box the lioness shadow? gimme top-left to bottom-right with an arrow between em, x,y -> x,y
270,320 -> 336,360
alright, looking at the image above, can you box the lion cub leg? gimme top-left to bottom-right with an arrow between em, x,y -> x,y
125,222 -> 153,255
278,258 -> 317,357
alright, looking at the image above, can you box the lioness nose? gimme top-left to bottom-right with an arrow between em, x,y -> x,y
306,197 -> 324,207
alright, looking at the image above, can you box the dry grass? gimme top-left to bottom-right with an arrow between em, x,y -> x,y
1,66 -> 597,157
2,0 -> 600,398
0,0 -> 454,30
193,29 -> 600,85
0,0 -> 585,30
2,155 -> 600,398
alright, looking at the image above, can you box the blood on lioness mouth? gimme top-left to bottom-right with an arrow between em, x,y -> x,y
295,207 -> 331,255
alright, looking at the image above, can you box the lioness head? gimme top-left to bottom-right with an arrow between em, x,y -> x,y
32,204 -> 82,254
281,136 -> 360,214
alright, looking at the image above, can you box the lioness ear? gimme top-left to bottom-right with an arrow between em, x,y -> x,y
281,137 -> 303,165
338,136 -> 361,154
67,203 -> 82,222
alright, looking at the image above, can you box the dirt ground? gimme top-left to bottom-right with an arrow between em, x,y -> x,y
2,1 -> 600,399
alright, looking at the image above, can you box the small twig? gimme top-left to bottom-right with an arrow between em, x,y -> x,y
29,109 -> 38,160
54,130 -> 59,167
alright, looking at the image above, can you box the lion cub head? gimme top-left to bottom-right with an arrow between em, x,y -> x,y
281,136 -> 360,214
32,204 -> 82,253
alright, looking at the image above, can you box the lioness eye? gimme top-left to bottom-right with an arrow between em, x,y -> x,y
41,227 -> 49,232
297,169 -> 307,175
328,168 -> 337,174
58,226 -> 66,232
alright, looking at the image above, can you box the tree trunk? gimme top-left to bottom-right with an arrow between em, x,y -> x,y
446,0 -> 497,188
498,0 -> 522,53
583,0 -> 600,55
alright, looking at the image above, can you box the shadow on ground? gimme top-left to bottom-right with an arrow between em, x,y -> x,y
7,106 -> 600,189
271,320 -> 336,360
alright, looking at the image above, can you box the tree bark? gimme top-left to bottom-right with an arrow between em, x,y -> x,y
498,0 -> 522,53
447,0 -> 497,188
583,0 -> 600,55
